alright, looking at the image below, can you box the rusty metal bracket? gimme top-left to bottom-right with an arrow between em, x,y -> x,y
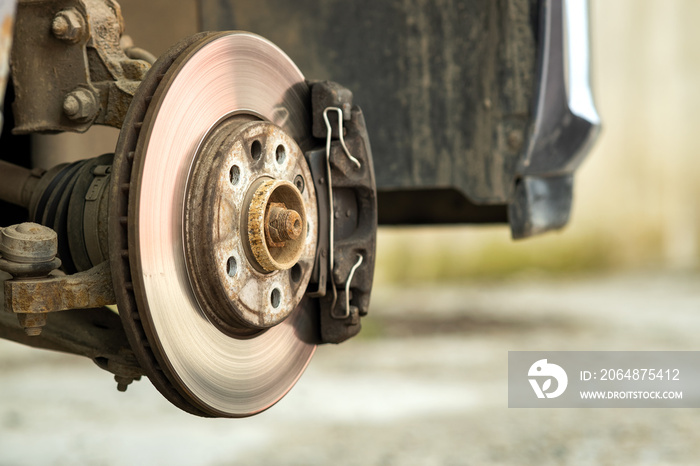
3,260 -> 115,335
307,81 -> 377,344
11,0 -> 151,133
5,260 -> 115,314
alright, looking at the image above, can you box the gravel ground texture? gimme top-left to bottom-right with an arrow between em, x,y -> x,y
1,271 -> 700,465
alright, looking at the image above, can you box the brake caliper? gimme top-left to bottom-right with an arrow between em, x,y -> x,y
306,81 -> 377,343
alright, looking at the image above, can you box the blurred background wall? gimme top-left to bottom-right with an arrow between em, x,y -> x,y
31,0 -> 700,283
377,0 -> 700,284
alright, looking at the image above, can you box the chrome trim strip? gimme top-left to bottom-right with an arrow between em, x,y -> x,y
521,0 -> 600,176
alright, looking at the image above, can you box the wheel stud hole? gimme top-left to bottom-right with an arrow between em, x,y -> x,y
271,288 -> 281,308
294,175 -> 304,193
229,165 -> 240,185
251,140 -> 262,161
275,145 -> 286,164
291,264 -> 302,283
227,256 -> 237,277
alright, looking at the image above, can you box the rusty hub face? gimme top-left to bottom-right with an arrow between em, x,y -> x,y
247,179 -> 307,272
184,117 -> 317,334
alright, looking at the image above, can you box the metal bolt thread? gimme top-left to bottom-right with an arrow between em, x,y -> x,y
24,327 -> 42,337
267,205 -> 302,244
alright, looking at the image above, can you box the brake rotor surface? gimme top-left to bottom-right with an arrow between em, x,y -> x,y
111,32 -> 319,417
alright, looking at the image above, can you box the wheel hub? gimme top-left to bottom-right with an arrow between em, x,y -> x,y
184,116 -> 316,335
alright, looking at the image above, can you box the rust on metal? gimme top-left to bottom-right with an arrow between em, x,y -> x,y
266,202 -> 303,245
0,222 -> 57,263
248,179 -> 307,272
0,222 -> 116,337
184,117 -> 317,333
11,0 -> 152,132
4,261 -> 116,322
51,8 -> 85,43
62,87 -> 99,122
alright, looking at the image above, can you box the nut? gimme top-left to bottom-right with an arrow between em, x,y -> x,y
16,314 -> 47,337
266,203 -> 303,246
115,375 -> 136,392
247,180 -> 307,272
51,8 -> 85,43
63,88 -> 99,122
0,223 -> 61,337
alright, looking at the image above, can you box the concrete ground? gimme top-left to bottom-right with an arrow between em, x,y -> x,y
2,271 -> 700,465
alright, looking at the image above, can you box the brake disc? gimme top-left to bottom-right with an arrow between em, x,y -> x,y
109,32 -> 320,417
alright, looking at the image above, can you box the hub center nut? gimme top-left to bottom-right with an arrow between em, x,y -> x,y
267,204 -> 302,245
248,179 -> 307,272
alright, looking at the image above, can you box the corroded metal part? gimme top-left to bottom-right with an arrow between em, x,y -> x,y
184,118 -> 316,334
4,261 -> 115,315
51,8 -> 85,44
267,203 -> 303,244
11,0 -> 151,132
2,260 -> 115,336
0,222 -> 60,335
0,224 -> 116,336
110,31 -> 318,417
62,87 -> 99,122
0,222 -> 57,263
247,179 -> 308,272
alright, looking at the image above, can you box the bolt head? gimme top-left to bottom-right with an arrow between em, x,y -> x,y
52,15 -> 69,36
248,180 -> 307,272
51,9 -> 85,43
63,94 -> 80,117
63,88 -> 98,122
